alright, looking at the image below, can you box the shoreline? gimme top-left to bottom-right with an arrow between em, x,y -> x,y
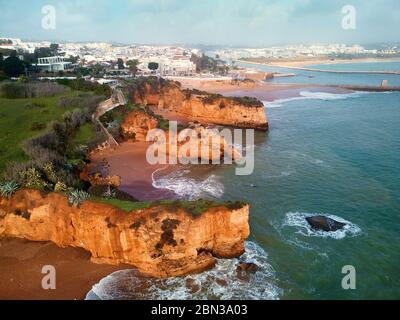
0,71 -> 380,300
0,238 -> 131,300
238,56 -> 400,68
175,78 -> 352,101
88,141 -> 177,201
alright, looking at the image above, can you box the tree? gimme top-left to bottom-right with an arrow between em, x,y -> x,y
117,58 -> 124,70
91,63 -> 105,76
2,56 -> 25,77
127,59 -> 139,76
49,43 -> 59,55
148,62 -> 159,72
34,47 -> 53,60
68,55 -> 79,64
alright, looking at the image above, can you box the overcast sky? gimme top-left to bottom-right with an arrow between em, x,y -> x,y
1,0 -> 399,46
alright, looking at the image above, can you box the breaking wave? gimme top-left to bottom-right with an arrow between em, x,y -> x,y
263,90 -> 368,108
282,212 -> 362,240
152,167 -> 224,200
86,241 -> 282,300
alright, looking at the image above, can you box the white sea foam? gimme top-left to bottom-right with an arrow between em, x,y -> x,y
263,90 -> 368,108
264,170 -> 295,179
152,168 -> 224,200
282,212 -> 362,240
86,241 -> 282,300
282,150 -> 329,168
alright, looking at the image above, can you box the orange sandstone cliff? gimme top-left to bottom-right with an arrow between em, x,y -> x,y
121,110 -> 158,141
121,110 -> 242,162
0,189 -> 250,278
128,78 -> 268,131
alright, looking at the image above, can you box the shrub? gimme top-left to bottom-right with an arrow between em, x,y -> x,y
43,162 -> 58,184
230,96 -> 263,107
54,181 -> 68,193
25,102 -> 46,109
0,181 -> 19,198
67,190 -> 90,207
88,185 -> 138,202
30,122 -> 45,131
59,95 -> 104,112
57,79 -> 111,97
19,167 -> 50,190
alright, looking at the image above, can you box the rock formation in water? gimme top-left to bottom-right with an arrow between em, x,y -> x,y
127,77 -> 268,131
305,216 -> 346,232
120,111 -> 242,162
0,189 -> 250,278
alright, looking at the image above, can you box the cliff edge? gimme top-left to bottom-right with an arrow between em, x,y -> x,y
0,189 -> 250,278
128,77 -> 268,131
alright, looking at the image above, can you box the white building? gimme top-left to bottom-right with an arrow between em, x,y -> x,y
36,56 -> 72,72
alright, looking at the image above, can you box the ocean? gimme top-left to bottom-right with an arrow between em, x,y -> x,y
87,61 -> 400,300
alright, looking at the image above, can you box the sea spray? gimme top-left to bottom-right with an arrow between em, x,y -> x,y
86,241 -> 282,300
263,90 -> 369,108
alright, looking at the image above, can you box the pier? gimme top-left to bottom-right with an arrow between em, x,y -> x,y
336,85 -> 400,92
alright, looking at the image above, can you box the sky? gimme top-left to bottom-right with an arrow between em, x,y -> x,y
0,0 -> 399,46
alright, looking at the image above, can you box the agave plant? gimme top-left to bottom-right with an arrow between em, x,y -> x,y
0,181 -> 20,198
67,190 -> 90,207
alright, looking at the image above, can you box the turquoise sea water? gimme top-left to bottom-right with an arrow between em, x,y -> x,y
88,62 -> 400,300
219,90 -> 400,299
239,61 -> 400,86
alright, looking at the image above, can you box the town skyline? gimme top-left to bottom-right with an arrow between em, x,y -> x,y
1,0 -> 399,46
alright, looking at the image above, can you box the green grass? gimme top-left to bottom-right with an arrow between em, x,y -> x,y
0,90 -> 90,174
68,122 -> 97,150
89,197 -> 152,212
89,197 -> 248,215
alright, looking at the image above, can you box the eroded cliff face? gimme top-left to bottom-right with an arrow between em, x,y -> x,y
121,110 -> 158,141
0,190 -> 250,278
129,80 -> 268,131
120,111 -> 242,162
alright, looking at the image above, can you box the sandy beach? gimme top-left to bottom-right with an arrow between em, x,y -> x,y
170,77 -> 352,102
0,238 -> 130,300
89,141 -> 176,201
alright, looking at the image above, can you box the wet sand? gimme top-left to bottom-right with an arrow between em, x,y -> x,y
89,141 -> 176,201
0,238 -> 130,300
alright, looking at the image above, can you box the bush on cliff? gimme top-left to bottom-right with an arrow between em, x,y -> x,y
59,94 -> 104,114
88,185 -> 138,202
89,197 -> 248,216
2,100 -> 105,191
57,78 -> 111,97
68,189 -> 90,207
0,181 -> 19,198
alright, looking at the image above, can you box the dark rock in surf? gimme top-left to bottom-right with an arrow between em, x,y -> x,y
236,262 -> 258,281
185,278 -> 201,294
305,215 -> 346,232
